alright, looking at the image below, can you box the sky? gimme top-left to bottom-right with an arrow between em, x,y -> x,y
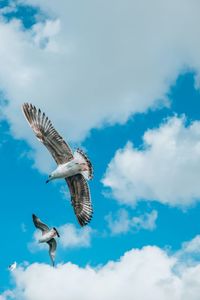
1,0 -> 200,299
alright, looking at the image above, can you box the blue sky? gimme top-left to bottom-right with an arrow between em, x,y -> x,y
1,1 -> 200,299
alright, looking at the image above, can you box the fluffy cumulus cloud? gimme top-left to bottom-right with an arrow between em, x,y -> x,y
103,117 -> 200,207
106,209 -> 157,235
2,238 -> 200,300
0,0 -> 200,171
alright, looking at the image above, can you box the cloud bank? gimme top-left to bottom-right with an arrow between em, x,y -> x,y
0,0 -> 200,171
3,236 -> 200,300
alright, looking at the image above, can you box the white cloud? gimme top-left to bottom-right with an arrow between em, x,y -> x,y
106,209 -> 157,235
103,117 -> 200,207
106,209 -> 130,235
178,235 -> 200,262
0,1 -> 17,15
0,290 -> 14,300
28,230 -> 47,252
58,223 -> 93,248
132,210 -> 158,231
174,236 -> 200,272
0,0 -> 200,171
3,237 -> 200,300
182,235 -> 200,254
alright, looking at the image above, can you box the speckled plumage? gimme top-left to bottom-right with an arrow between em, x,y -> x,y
22,103 -> 93,226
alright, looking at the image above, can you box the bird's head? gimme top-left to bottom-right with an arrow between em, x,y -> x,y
53,227 -> 60,237
46,174 -> 54,184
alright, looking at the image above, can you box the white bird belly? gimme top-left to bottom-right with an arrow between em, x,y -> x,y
39,229 -> 56,243
54,159 -> 82,179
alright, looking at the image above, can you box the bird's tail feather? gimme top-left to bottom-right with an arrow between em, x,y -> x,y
74,148 -> 93,180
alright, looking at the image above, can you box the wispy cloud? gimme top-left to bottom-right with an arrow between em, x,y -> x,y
0,290 -> 14,300
21,223 -> 27,233
0,1 -> 17,16
28,230 -> 47,252
105,209 -> 158,235
58,223 -> 93,249
181,235 -> 200,254
176,235 -> 200,265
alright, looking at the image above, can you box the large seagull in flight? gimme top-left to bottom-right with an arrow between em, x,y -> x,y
22,103 -> 93,226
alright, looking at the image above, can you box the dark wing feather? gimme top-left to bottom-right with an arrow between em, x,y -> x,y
66,174 -> 93,226
22,103 -> 74,164
47,238 -> 57,267
32,214 -> 49,233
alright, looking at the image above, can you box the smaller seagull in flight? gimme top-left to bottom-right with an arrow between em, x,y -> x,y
32,214 -> 60,267
22,103 -> 93,227
8,261 -> 17,271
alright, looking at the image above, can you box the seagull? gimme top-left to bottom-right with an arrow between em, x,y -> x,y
22,103 -> 93,226
8,261 -> 17,271
32,214 -> 59,267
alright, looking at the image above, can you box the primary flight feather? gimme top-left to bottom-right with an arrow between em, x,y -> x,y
22,103 -> 93,226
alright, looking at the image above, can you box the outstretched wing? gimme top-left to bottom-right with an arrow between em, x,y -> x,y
66,174 -> 93,226
32,214 -> 49,233
22,103 -> 74,164
8,262 -> 17,271
47,238 -> 57,267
